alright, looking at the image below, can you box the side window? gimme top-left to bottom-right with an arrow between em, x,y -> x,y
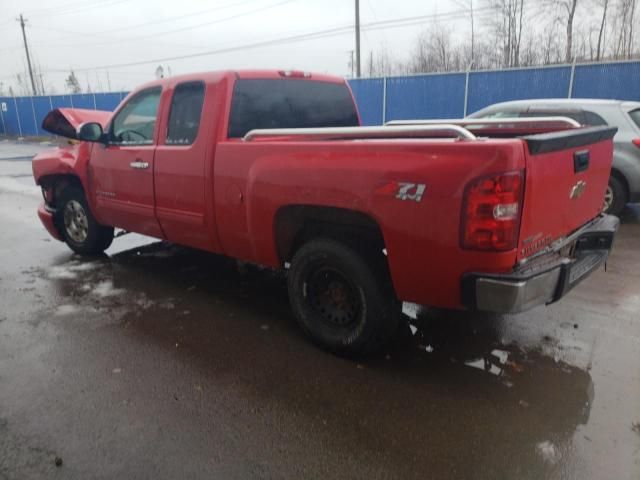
110,87 -> 161,145
583,110 -> 608,126
166,82 -> 205,145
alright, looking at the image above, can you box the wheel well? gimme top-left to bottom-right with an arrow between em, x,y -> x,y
610,168 -> 629,202
274,206 -> 386,265
39,174 -> 83,208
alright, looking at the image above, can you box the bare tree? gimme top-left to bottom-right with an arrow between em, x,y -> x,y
65,71 -> 82,94
595,0 -> 610,60
455,0 -> 476,67
612,0 -> 637,58
565,0 -> 580,61
15,74 -> 30,96
484,0 -> 527,67
410,24 -> 464,73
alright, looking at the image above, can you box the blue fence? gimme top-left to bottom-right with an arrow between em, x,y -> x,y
350,60 -> 640,125
1,60 -> 639,135
0,91 -> 128,136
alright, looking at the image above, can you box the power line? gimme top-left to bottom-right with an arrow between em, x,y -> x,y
37,5 -> 504,73
27,0 -> 131,19
20,0 -> 119,17
5,1 -> 539,80
94,0 -> 258,34
27,0 -> 300,49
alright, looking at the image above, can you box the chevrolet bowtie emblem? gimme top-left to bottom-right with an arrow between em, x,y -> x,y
569,180 -> 587,200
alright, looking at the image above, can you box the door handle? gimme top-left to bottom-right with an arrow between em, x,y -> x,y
130,160 -> 149,170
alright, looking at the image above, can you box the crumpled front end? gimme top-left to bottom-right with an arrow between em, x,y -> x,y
31,141 -> 93,242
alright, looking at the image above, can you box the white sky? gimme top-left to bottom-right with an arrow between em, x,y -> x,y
0,0 -> 472,93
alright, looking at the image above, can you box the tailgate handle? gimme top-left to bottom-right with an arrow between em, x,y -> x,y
574,150 -> 590,173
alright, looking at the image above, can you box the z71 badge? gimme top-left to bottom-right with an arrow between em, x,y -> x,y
376,181 -> 426,202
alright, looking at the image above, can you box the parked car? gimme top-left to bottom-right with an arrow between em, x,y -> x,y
32,70 -> 619,355
468,99 -> 640,216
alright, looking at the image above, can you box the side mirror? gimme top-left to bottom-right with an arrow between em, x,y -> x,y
77,122 -> 105,143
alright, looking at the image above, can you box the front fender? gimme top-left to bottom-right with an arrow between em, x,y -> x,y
32,142 -> 92,191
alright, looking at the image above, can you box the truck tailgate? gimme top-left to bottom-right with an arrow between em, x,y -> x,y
517,126 -> 618,261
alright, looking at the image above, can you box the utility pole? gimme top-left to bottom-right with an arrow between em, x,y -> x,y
18,14 -> 37,96
349,50 -> 355,78
355,0 -> 361,77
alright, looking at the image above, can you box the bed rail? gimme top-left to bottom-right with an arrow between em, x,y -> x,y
242,124 -> 477,142
385,116 -> 582,128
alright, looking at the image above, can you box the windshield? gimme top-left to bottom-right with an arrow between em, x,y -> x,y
228,79 -> 359,138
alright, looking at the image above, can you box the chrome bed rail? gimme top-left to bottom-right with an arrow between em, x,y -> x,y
385,116 -> 582,128
242,124 -> 477,142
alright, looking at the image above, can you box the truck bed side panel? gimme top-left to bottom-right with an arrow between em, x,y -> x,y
214,139 -> 526,308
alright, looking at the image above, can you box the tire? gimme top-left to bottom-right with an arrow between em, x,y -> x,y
287,238 -> 399,355
603,175 -> 627,217
56,186 -> 114,255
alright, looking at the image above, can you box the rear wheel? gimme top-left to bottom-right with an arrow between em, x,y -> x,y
287,238 -> 398,355
56,186 -> 114,255
603,175 -> 627,217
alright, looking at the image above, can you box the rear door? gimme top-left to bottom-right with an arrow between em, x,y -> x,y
89,87 -> 163,237
516,127 -> 617,261
153,80 -> 217,250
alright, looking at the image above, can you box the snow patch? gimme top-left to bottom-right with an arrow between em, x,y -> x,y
47,261 -> 100,280
54,304 -> 82,316
92,280 -> 124,298
48,266 -> 78,280
536,441 -> 560,464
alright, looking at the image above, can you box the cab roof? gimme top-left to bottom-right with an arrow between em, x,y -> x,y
131,69 -> 347,92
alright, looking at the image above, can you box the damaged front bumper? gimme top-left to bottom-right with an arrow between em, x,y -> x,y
37,202 -> 64,242
462,214 -> 620,314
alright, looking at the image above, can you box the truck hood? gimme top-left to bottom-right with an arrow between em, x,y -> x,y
41,108 -> 111,139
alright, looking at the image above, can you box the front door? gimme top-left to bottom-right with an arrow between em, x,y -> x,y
89,87 -> 163,237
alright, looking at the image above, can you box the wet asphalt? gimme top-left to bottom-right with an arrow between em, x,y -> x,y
0,140 -> 639,480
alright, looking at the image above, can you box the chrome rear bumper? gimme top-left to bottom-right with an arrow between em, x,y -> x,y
462,215 -> 619,314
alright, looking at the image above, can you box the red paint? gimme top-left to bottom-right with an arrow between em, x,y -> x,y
32,70 -> 616,310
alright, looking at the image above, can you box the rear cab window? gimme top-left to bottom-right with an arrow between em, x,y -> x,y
166,81 -> 205,145
228,79 -> 359,138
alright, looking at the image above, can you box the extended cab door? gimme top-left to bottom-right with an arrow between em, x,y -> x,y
153,81 -> 220,251
88,87 -> 164,237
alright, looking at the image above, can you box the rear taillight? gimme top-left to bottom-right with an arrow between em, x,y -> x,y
461,171 -> 524,251
632,139 -> 640,148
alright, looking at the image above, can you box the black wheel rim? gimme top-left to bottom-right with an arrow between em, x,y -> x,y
305,266 -> 361,329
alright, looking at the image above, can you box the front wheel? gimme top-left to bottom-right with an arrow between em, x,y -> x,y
287,238 -> 398,355
56,186 -> 114,255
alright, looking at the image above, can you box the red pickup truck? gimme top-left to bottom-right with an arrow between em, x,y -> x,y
32,70 -> 619,354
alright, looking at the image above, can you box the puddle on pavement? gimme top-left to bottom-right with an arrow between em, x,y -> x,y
30,240 -> 604,478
